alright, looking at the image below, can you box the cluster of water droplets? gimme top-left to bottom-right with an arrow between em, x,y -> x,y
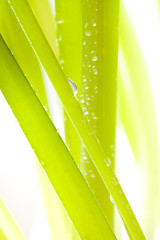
80,3 -> 99,182
83,166 -> 96,180
55,17 -> 64,69
81,17 -> 99,130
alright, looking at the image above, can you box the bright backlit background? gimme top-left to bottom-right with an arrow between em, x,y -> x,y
0,0 -> 160,239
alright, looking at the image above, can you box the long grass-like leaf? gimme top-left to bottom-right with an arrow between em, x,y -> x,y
54,1 -> 82,239
54,0 -> 82,168
119,4 -> 159,238
80,0 -> 119,227
0,199 -> 26,240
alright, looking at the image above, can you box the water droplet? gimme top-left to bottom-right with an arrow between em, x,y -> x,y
110,195 -> 114,203
58,35 -> 62,41
105,157 -> 111,167
57,19 -> 64,24
85,86 -> 89,90
84,111 -> 89,115
68,78 -> 78,96
59,59 -> 64,64
92,116 -> 97,120
90,174 -> 95,178
44,106 -> 47,111
92,56 -> 97,61
133,220 -> 138,226
112,176 -> 119,185
85,30 -> 91,36
126,204 -> 131,210
55,39 -> 58,48
93,69 -> 98,75
80,99 -> 85,104
93,23 -> 96,26
88,129 -> 93,135
41,160 -> 46,168
89,170 -> 92,173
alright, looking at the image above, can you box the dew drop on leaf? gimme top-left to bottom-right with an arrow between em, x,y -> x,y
93,69 -> 98,75
85,30 -> 91,36
111,176 -> 119,185
92,56 -> 97,61
90,174 -> 95,178
41,160 -> 46,168
59,36 -> 62,41
110,195 -> 114,204
57,19 -> 64,24
68,78 -> 78,96
105,157 -> 111,167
